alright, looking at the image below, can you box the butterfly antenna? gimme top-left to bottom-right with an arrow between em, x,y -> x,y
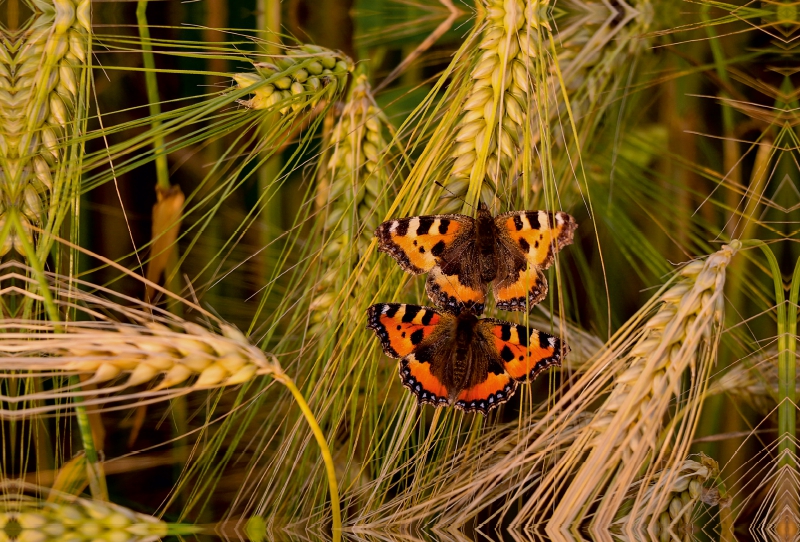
435,181 -> 475,213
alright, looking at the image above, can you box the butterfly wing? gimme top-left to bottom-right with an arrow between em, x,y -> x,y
493,211 -> 577,311
453,349 -> 517,415
375,214 -> 474,274
480,319 -> 567,382
493,239 -> 548,311
425,243 -> 487,314
366,303 -> 442,358
366,303 -> 452,407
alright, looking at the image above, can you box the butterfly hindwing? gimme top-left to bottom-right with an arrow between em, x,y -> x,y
454,357 -> 517,414
481,319 -> 567,381
426,260 -> 487,315
366,303 -> 442,358
375,214 -> 473,274
492,210 -> 576,311
493,239 -> 548,311
400,353 -> 450,407
367,304 -> 453,408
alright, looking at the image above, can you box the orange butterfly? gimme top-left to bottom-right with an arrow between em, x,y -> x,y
375,204 -> 577,314
367,303 -> 567,414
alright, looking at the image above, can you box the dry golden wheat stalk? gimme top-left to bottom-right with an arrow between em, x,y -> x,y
0,0 -> 89,255
0,319 -> 279,417
0,261 -> 278,417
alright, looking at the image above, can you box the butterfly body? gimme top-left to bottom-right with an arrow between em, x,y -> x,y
376,204 -> 577,314
367,303 -> 567,414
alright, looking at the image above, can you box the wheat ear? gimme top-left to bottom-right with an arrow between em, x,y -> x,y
612,456 -> 721,542
439,0 -> 548,211
0,0 -> 89,255
234,44 -> 353,116
310,75 -> 394,330
0,481 -> 173,541
708,347 -> 799,416
549,241 -> 740,529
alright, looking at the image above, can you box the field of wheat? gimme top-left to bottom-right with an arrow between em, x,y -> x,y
0,0 -> 798,540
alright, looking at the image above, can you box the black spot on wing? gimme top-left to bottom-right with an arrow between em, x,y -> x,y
419,247 -> 426,253
538,331 -> 551,349
385,304 -> 400,318
415,344 -> 435,363
488,360 -> 504,375
513,215 -> 524,231
519,237 -> 530,253
402,305 -> 421,323
517,327 -> 528,347
431,240 -> 446,256
439,219 -> 450,234
410,328 -> 425,345
421,310 -> 435,325
500,345 -> 515,362
395,220 -> 409,236
499,325 -> 511,341
528,212 -> 542,229
417,216 -> 435,234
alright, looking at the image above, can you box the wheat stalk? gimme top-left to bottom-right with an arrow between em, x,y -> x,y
707,347 -> 800,416
0,260 -> 277,414
0,0 -> 89,256
0,319 -> 279,417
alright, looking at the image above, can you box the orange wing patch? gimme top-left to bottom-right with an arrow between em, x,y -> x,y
401,354 -> 450,407
455,370 -> 516,414
488,322 -> 567,381
375,215 -> 468,274
500,211 -> 577,269
366,304 -> 441,358
494,265 -> 547,311
426,266 -> 487,315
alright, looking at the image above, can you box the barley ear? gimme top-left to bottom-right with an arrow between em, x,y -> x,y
551,241 -> 740,529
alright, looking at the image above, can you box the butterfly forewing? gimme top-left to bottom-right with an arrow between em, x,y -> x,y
375,214 -> 474,274
480,319 -> 568,381
493,211 -> 576,311
496,211 -> 577,270
366,303 -> 442,358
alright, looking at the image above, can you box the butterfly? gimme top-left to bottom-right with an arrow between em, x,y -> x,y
375,203 -> 577,315
366,303 -> 567,414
